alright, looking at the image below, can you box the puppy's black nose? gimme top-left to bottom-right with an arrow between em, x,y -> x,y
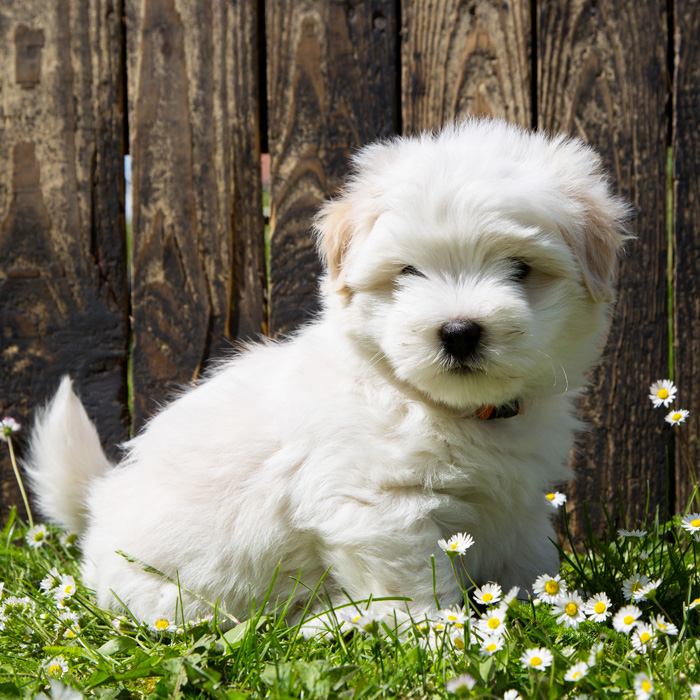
440,320 -> 482,362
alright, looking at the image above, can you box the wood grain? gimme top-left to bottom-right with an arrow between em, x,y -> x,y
265,0 -> 398,336
401,0 -> 532,132
538,0 -> 670,535
127,0 -> 266,428
0,0 -> 129,519
672,0 -> 700,510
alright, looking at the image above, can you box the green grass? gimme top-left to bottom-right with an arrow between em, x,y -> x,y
1,490 -> 700,699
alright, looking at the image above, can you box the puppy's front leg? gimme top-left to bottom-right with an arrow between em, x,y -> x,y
312,514 -> 461,620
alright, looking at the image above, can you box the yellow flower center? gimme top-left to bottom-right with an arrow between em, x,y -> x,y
658,388 -> 669,399
624,615 -> 635,625
546,493 -> 555,500
454,637 -> 465,649
642,680 -> 652,692
692,598 -> 700,606
531,656 -> 542,667
447,614 -> 457,621
450,542 -> 459,550
544,581 -> 559,595
631,581 -> 641,591
572,672 -> 581,679
64,585 -> 72,594
155,619 -> 169,630
34,532 -> 44,542
658,622 -> 666,630
594,602 -> 606,614
482,593 -> 493,602
488,618 -> 500,629
565,602 -> 578,616
673,412 -> 682,421
47,664 -> 63,677
640,632 -> 651,643
487,643 -> 497,652
691,519 -> 700,528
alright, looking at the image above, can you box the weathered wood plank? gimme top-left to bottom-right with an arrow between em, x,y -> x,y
265,0 -> 398,336
401,0 -> 532,132
538,0 -> 670,534
0,0 -> 129,519
127,0 -> 266,428
672,0 -> 700,510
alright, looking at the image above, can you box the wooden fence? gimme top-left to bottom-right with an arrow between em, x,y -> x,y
1,0 -> 699,540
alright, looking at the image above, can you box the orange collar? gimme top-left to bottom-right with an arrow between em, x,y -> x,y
475,401 -> 523,420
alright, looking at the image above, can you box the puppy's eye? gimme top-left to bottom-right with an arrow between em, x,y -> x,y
510,259 -> 531,282
400,265 -> 425,277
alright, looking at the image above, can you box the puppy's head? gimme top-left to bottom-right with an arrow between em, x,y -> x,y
314,119 -> 630,411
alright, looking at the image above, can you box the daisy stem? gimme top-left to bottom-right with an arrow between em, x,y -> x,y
677,427 -> 700,510
458,556 -> 477,589
6,436 -> 33,528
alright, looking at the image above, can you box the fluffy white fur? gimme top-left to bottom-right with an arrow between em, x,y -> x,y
25,119 -> 629,628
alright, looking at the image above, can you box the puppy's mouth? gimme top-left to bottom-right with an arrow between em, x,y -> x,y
440,357 -> 487,376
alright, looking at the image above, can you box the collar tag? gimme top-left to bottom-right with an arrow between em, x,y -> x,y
475,401 -> 522,420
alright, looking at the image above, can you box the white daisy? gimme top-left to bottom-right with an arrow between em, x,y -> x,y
618,528 -> 648,538
55,574 -> 77,601
0,417 -> 21,441
502,586 -> 520,608
520,647 -> 553,671
584,592 -> 612,622
545,491 -> 567,508
151,618 -> 175,634
652,614 -> 678,636
438,532 -> 475,557
60,531 -> 79,547
44,655 -> 69,678
448,626 -> 475,651
475,607 -> 507,637
446,674 -> 476,694
633,578 -> 661,602
532,573 -> 567,603
564,661 -> 590,682
479,633 -> 504,656
503,692 -> 522,700
681,513 -> 700,536
622,573 -> 649,601
687,597 -> 700,610
634,672 -> 654,700
437,606 -> 469,629
40,567 -> 61,593
2,595 -> 35,615
552,591 -> 586,629
25,523 -> 49,548
631,623 -> 657,654
473,582 -> 502,606
612,604 -> 642,634
666,408 -> 690,426
689,684 -> 700,700
649,379 -> 677,407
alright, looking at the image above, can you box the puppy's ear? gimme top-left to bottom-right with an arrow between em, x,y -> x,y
559,194 -> 630,303
313,195 -> 356,294
556,150 -> 632,303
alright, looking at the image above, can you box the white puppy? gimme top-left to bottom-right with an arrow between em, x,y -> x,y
25,119 -> 628,628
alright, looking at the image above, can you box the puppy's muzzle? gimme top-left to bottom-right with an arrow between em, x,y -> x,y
440,320 -> 483,365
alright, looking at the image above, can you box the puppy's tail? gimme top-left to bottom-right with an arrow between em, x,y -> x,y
24,376 -> 112,534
